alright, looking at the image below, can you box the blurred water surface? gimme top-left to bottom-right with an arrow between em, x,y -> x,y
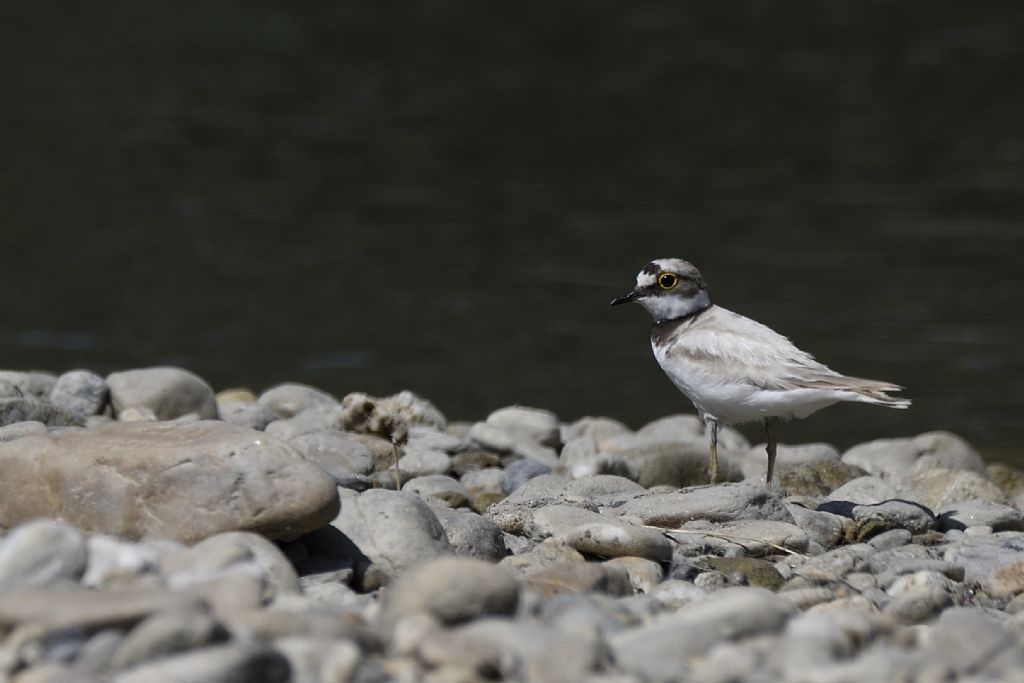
1,3 -> 1022,461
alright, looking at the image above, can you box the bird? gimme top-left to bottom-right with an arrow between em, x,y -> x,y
611,257 -> 910,486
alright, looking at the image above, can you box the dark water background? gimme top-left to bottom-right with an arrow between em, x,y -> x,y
1,3 -> 1022,463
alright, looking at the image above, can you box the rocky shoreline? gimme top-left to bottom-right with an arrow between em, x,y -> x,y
1,367 -> 1023,683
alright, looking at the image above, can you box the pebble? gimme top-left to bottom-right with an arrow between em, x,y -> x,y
0,374 -> 1020,683
382,557 -> 519,625
106,367 -> 218,420
49,370 -> 108,420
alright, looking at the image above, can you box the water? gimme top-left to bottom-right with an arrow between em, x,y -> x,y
1,3 -> 1022,463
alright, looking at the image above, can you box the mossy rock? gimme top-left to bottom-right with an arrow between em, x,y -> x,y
701,556 -> 785,591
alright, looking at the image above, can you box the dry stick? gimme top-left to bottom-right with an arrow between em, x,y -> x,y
391,436 -> 402,491
643,524 -> 808,558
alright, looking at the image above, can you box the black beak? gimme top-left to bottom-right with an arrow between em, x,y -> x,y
610,289 -> 642,306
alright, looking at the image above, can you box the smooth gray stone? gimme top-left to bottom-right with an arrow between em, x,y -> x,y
459,467 -> 505,499
0,371 -> 57,398
903,468 -> 1008,510
677,520 -> 809,557
264,406 -> 346,440
0,397 -> 81,428
741,442 -> 840,480
0,587 -> 204,631
938,499 -> 1024,532
786,504 -> 847,549
559,416 -> 630,444
866,528 -> 912,550
565,522 -> 673,562
604,441 -> 744,487
486,474 -> 644,535
107,367 -> 217,420
883,571 -> 956,623
466,421 -> 559,466
258,383 -> 340,419
83,535 -> 170,589
648,579 -> 708,609
331,489 -> 451,585
537,592 -> 638,636
273,637 -> 361,683
287,430 -> 375,479
397,448 -> 451,477
49,370 -> 108,420
111,644 -> 289,683
850,500 -> 936,534
402,474 -> 470,508
162,532 -> 300,599
822,476 -> 900,506
0,519 -> 87,593
218,401 -> 277,430
874,559 -> 965,588
405,425 -> 463,453
486,406 -> 561,448
609,587 -> 792,681
919,607 -> 1024,678
520,504 -> 609,541
110,609 -> 227,672
383,557 -> 519,625
943,531 -> 1024,584
430,506 -> 507,561
0,421 -> 339,543
418,617 -> 605,683
500,458 -> 552,493
842,431 -> 986,478
635,413 -> 749,451
791,544 -> 875,583
75,628 -> 127,675
0,420 -> 48,443
614,482 -> 792,527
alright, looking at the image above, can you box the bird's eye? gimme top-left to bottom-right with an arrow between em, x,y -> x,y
658,273 -> 678,289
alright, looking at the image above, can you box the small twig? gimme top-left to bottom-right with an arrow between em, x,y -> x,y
391,435 -> 402,491
643,524 -> 808,558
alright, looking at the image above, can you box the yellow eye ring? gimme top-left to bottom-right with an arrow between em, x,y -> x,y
658,273 -> 678,289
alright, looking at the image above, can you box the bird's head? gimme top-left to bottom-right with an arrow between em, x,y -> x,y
611,258 -> 710,322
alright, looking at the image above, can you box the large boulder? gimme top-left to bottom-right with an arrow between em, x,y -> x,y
0,421 -> 338,543
107,367 -> 218,420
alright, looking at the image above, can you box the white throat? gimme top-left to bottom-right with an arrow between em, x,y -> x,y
638,291 -> 710,323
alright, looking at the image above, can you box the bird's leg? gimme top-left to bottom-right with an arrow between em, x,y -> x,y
763,417 -> 777,488
705,415 -> 719,485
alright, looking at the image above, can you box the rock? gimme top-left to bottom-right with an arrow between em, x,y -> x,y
258,383 -> 339,418
110,644 -> 289,683
0,371 -> 57,398
450,450 -> 502,475
867,528 -> 913,550
82,535 -> 167,588
383,557 -> 519,625
273,638 -> 361,683
500,458 -> 552,493
0,421 -> 339,543
406,424 -> 463,452
842,431 -> 986,480
486,474 -> 644,535
286,431 -> 375,480
0,397 -> 81,428
264,406 -> 346,440
847,500 -> 937,537
0,519 -> 87,593
429,507 -> 507,561
943,532 -> 1024,585
635,413 -> 749,452
524,560 -> 632,597
904,468 -> 1008,509
785,504 -> 847,549
339,390 -> 446,441
822,476 -> 900,506
741,442 -> 840,478
402,474 -> 470,508
614,483 -> 791,527
218,401 -> 277,431
0,587 -> 204,631
396,448 -> 451,477
938,499 -> 1024,532
649,580 -> 708,609
609,587 -> 791,681
49,370 -> 107,420
0,420 -> 48,442
771,460 -> 866,497
486,406 -> 561,448
460,468 -> 506,509
117,407 -> 158,422
605,441 -> 744,487
605,556 -> 665,594
918,607 -> 1024,679
560,416 -> 630,444
109,609 -> 228,672
701,557 -> 785,590
162,532 -> 300,600
106,367 -> 217,420
418,618 -> 605,683
681,520 -> 809,557
499,539 -> 586,580
987,463 -> 1024,500
983,559 -> 1024,598
883,571 -> 957,623
790,544 -> 875,583
331,489 -> 451,586
466,422 -> 558,466
564,522 -> 673,562
519,504 -> 610,540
